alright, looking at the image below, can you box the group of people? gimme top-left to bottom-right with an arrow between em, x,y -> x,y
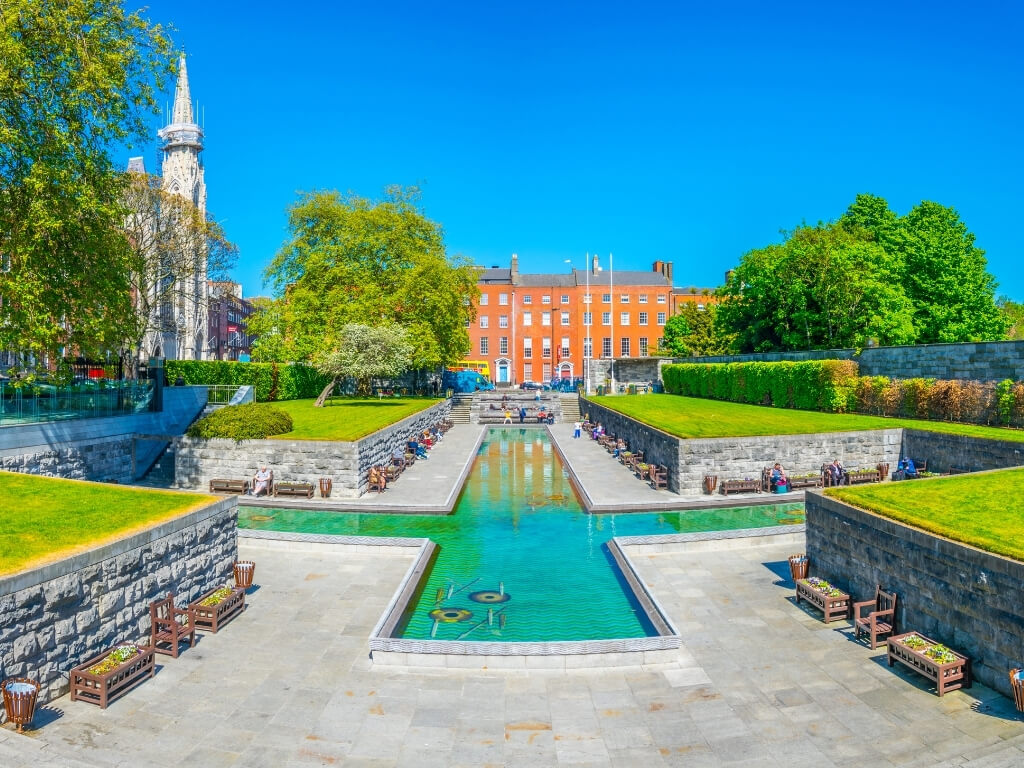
501,406 -> 554,424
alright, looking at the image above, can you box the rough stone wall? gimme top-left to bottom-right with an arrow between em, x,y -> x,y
805,493 -> 1024,697
175,437 -> 358,494
582,399 -> 900,494
0,498 -> 236,709
901,430 -> 1024,473
675,430 -> 902,495
685,340 -> 1024,382
0,436 -> 133,483
354,400 -> 452,492
175,399 -> 452,497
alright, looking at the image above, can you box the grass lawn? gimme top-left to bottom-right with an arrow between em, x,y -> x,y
588,394 -> 1024,442
827,469 -> 1024,562
0,472 -> 216,576
262,397 -> 442,441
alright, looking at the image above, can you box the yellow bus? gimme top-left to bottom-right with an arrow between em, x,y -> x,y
450,360 -> 491,380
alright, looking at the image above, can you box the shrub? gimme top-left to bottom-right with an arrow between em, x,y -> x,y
164,361 -> 330,401
186,403 -> 292,440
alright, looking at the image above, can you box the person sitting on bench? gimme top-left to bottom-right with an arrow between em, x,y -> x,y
898,457 -> 918,479
251,466 -> 273,496
770,462 -> 790,492
537,408 -> 546,423
828,458 -> 849,486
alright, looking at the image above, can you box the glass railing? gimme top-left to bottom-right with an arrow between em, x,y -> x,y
0,380 -> 154,426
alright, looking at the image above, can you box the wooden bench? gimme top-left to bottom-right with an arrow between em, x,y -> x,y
948,466 -> 969,475
274,481 -> 314,499
209,478 -> 249,494
149,593 -> 197,658
650,464 -> 668,490
795,578 -> 851,623
720,478 -> 761,495
854,586 -> 897,649
848,468 -> 881,484
887,632 -> 970,696
789,475 -> 821,490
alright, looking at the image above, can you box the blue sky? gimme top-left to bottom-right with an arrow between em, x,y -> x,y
130,1 -> 1024,300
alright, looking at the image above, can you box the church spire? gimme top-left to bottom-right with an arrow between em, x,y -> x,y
171,53 -> 193,124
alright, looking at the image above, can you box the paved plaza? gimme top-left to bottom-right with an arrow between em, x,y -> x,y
3,536 -> 1022,767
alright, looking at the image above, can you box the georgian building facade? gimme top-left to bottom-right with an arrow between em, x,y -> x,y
468,255 -> 673,386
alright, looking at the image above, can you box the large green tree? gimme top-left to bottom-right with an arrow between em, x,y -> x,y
718,223 -> 916,352
258,187 -> 478,383
660,303 -> 730,357
841,193 -> 1006,342
0,0 -> 173,358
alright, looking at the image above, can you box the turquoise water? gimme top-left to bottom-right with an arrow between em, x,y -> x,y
240,428 -> 804,642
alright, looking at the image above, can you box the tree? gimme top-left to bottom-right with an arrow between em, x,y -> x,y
120,173 -> 236,375
0,0 -> 173,359
313,324 -> 413,405
717,223 -> 917,352
997,297 -> 1024,340
247,298 -> 289,362
899,202 -> 1006,342
660,303 -> 729,357
257,186 -> 478,377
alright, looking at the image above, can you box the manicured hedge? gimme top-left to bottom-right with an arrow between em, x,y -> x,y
164,360 -> 331,402
662,361 -> 1024,426
186,403 -> 293,440
662,360 -> 858,412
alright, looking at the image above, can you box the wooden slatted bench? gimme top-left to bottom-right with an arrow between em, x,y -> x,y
720,478 -> 761,495
274,481 -> 315,499
887,632 -> 970,696
789,476 -> 821,490
795,578 -> 851,623
848,468 -> 881,485
209,478 -> 249,494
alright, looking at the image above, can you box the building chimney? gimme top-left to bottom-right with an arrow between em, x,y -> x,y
510,253 -> 519,284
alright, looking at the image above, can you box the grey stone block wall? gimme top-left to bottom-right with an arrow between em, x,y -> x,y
582,399 -> 901,494
0,436 -> 134,483
0,498 -> 237,709
805,493 -> 1024,698
686,340 -> 1024,383
175,399 -> 452,497
902,430 -> 1024,473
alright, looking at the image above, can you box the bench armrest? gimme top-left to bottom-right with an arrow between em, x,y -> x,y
853,600 -> 874,619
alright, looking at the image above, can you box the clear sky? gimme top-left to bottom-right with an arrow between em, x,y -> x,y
130,0 -> 1024,300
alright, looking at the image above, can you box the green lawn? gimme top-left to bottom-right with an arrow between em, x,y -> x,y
827,469 -> 1024,562
0,472 -> 216,576
588,394 -> 1024,442
262,397 -> 442,441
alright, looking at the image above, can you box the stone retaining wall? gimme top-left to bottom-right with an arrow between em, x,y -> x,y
0,435 -> 134,483
684,340 -> 1024,382
582,399 -> 901,494
0,497 -> 237,710
175,399 -> 452,497
902,429 -> 1024,474
805,492 -> 1024,697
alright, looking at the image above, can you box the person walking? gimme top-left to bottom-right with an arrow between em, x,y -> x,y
519,406 -> 526,424
573,420 -> 581,438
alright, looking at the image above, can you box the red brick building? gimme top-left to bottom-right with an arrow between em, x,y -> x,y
468,255 -> 673,386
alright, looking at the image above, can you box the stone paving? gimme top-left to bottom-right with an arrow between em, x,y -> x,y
237,424 -> 486,514
4,536 -> 1022,767
547,423 -> 799,512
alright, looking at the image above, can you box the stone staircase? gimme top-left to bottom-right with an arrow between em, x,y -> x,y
471,391 -> 563,424
448,394 -> 473,423
559,394 -> 581,422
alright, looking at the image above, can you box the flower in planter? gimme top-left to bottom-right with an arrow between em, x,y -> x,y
901,634 -> 929,651
88,644 -> 140,675
924,644 -> 958,664
805,577 -> 842,597
200,586 -> 234,606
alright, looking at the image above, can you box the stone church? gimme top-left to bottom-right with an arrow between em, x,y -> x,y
128,54 -> 209,361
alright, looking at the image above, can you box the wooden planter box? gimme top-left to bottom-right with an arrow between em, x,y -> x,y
795,578 -> 851,623
887,632 -> 970,696
70,644 -> 156,709
189,586 -> 245,633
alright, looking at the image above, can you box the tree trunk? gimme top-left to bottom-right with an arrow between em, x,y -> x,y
314,377 -> 338,407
